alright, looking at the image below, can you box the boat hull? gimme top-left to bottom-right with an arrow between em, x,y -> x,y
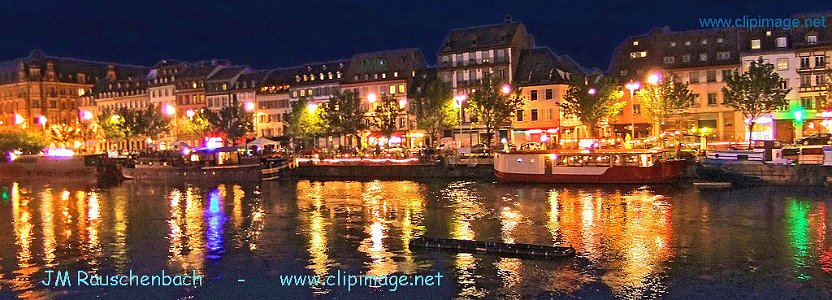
494,152 -> 687,184
122,163 -> 286,182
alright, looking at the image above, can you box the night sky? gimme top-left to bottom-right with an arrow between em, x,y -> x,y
1,0 -> 829,71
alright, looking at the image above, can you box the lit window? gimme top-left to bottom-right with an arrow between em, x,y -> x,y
670,41 -> 676,47
664,56 -> 675,64
776,58 -> 788,70
807,35 -> 817,44
751,39 -> 761,50
389,85 -> 396,94
717,37 -> 724,43
393,72 -> 398,77
398,84 -> 405,94
632,40 -> 639,46
776,37 -> 787,48
701,39 -> 707,45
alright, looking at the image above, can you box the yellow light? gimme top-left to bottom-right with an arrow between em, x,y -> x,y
501,84 -> 511,94
14,113 -> 24,125
186,109 -> 195,118
307,103 -> 318,112
368,93 -> 377,103
111,115 -> 120,122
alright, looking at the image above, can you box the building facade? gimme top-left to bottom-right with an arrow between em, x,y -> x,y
256,69 -> 292,138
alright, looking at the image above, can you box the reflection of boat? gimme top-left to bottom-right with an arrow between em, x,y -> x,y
494,149 -> 686,184
120,147 -> 288,181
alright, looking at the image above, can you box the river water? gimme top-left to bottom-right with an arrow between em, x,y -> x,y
0,179 -> 831,299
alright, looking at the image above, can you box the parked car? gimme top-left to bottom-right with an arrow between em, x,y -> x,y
796,133 -> 832,146
471,143 -> 489,153
520,142 -> 541,150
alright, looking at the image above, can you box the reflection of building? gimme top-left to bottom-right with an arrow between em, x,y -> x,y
610,27 -> 744,141
437,17 -> 534,147
341,48 -> 427,147
254,69 -> 292,138
512,48 -> 585,146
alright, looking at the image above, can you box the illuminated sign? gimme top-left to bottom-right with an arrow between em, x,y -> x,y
360,58 -> 388,73
205,137 -> 223,150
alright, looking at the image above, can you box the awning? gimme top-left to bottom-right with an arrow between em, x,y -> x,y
368,131 -> 407,138
246,138 -> 279,147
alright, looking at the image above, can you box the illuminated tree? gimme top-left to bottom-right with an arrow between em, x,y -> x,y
370,95 -> 404,141
48,123 -> 81,147
204,103 -> 254,145
139,103 -> 172,141
467,78 -> 525,147
284,97 -> 323,148
410,79 -> 458,145
0,129 -> 47,154
320,90 -> 367,148
722,57 -> 790,148
178,110 -> 211,138
560,74 -> 625,138
638,71 -> 695,136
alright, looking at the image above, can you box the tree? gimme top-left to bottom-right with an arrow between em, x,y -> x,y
410,79 -> 458,146
638,72 -> 695,136
467,78 -> 525,147
284,97 -> 323,148
97,107 -> 142,151
722,57 -> 790,148
48,124 -> 81,147
560,74 -> 625,138
0,129 -> 47,154
138,103 -> 172,141
204,103 -> 254,146
370,95 -> 404,142
320,90 -> 367,148
178,110 -> 211,138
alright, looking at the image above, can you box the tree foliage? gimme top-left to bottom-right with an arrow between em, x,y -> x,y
140,103 -> 172,140
637,72 -> 695,134
48,124 -> 81,146
284,97 -> 323,145
560,74 -> 625,138
177,110 -> 211,138
467,78 -> 525,147
370,95 -> 404,139
410,79 -> 458,145
722,57 -> 790,147
0,129 -> 47,154
320,90 -> 367,147
204,103 -> 254,145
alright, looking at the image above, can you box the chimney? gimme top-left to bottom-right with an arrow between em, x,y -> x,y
17,62 -> 25,82
504,15 -> 512,23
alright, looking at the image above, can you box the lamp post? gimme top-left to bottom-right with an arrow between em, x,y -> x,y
454,94 -> 467,148
625,81 -> 641,146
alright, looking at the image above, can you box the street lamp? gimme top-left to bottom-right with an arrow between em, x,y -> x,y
186,109 -> 195,118
244,101 -> 255,112
454,94 -> 471,147
164,104 -> 176,116
625,81 -> 641,144
13,113 -> 24,125
588,88 -> 597,95
80,110 -> 93,121
307,103 -> 318,113
647,73 -> 661,85
501,84 -> 512,95
368,93 -> 377,103
38,116 -> 47,127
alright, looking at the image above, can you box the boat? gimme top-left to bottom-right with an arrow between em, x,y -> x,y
120,147 -> 288,181
409,237 -> 575,259
494,149 -> 687,184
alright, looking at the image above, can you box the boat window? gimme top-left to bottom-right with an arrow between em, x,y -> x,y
613,155 -> 625,166
626,155 -> 639,166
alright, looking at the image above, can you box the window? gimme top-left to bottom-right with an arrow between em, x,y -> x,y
545,89 -> 553,100
398,84 -> 405,94
751,39 -> 761,50
691,94 -> 700,106
630,51 -> 647,58
807,35 -> 817,45
780,80 -> 789,90
531,109 -> 539,121
816,74 -> 826,86
685,41 -> 691,46
546,108 -> 554,121
530,90 -> 538,100
701,39 -> 708,45
801,74 -> 811,87
707,93 -> 718,106
682,54 -> 691,63
717,51 -> 730,60
389,85 -> 396,94
717,37 -> 724,43
670,41 -> 677,47
776,58 -> 789,70
516,109 -> 524,122
689,71 -> 700,83
706,71 -> 717,82
633,104 -> 641,114
801,97 -> 814,109
776,37 -> 787,48
815,55 -> 825,68
663,56 -> 675,64
700,53 -> 708,61
632,40 -> 639,46
800,57 -> 811,69
620,70 -> 628,76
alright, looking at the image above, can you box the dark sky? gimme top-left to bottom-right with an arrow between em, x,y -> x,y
1,0 -> 829,71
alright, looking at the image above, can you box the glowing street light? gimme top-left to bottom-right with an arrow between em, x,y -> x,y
186,109 -> 195,118
38,116 -> 47,126
164,104 -> 176,116
307,103 -> 318,113
399,99 -> 408,108
111,115 -> 121,122
244,101 -> 255,112
646,73 -> 661,85
13,113 -> 24,125
588,88 -> 597,95
501,84 -> 512,94
368,93 -> 377,103
80,110 -> 94,121
624,81 -> 642,142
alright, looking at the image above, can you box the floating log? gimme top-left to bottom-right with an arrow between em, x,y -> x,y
693,182 -> 733,189
409,237 -> 575,259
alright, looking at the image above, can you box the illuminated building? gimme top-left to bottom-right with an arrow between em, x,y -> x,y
205,66 -> 248,111
93,72 -> 152,151
341,48 -> 427,147
437,16 -> 534,147
256,69 -> 293,138
792,12 -> 832,136
175,60 -> 228,114
513,48 -> 586,146
287,60 -> 349,146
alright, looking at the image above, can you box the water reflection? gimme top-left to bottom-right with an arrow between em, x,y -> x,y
1,180 -> 831,299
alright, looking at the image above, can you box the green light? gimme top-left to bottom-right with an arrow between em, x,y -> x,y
793,110 -> 804,122
1,190 -> 7,202
786,197 -> 811,280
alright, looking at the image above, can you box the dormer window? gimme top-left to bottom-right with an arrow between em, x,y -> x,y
632,40 -> 639,46
751,39 -> 761,50
807,35 -> 818,44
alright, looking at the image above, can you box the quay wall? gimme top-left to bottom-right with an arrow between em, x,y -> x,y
698,161 -> 832,186
0,156 -> 98,183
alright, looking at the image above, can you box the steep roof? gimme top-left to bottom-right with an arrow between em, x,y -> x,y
515,48 -> 584,86
439,21 -> 525,54
0,49 -> 148,85
342,48 -> 426,84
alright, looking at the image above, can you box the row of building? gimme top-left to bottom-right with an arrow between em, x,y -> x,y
1,13 -> 830,152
